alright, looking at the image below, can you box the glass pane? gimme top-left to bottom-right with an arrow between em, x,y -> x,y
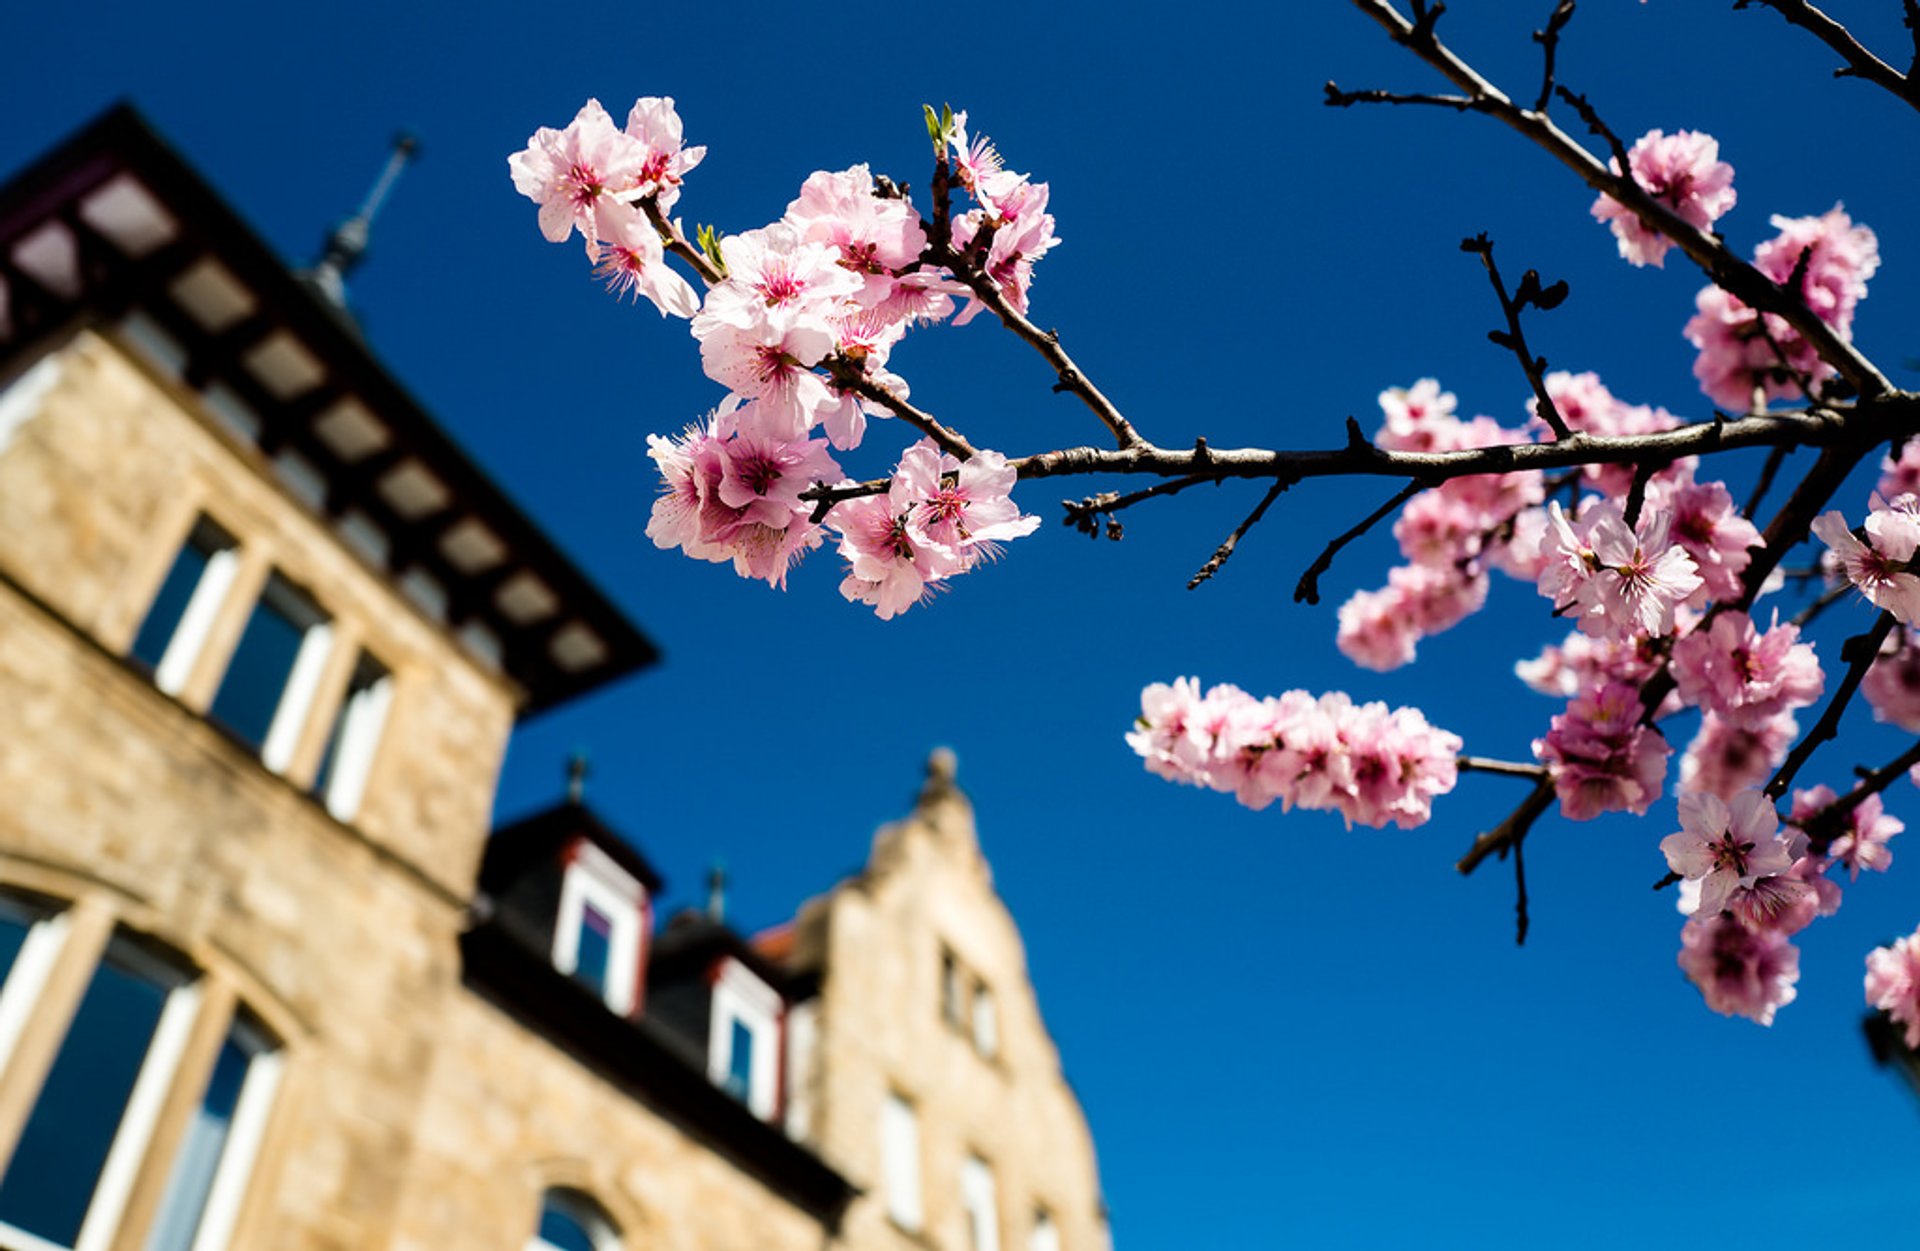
726,1018 -> 754,1101
312,653 -> 387,801
207,581 -> 311,750
537,1205 -> 598,1251
130,535 -> 214,670
0,950 -> 170,1246
0,909 -> 27,985
573,903 -> 612,997
143,1032 -> 253,1251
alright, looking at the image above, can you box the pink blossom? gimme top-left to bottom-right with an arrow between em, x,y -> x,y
1591,129 -> 1737,268
704,223 -> 861,329
1679,711 -> 1794,801
1866,927 -> 1920,1048
1879,440 -> 1920,503
643,422 -> 823,588
1862,630 -> 1920,730
1670,612 -> 1823,726
1679,914 -> 1800,1025
1516,630 -> 1661,700
1531,373 -> 1684,498
1656,475 -> 1761,602
510,99 -> 652,245
1375,379 -> 1459,452
588,202 -> 700,318
1754,204 -> 1879,338
1534,680 -> 1671,819
696,311 -> 836,440
1125,677 -> 1221,786
622,97 -> 705,213
1813,507 -> 1920,624
1790,784 -> 1901,879
784,166 -> 929,303
1539,501 -> 1702,640
952,181 -> 1059,326
830,491 -> 954,619
892,442 -> 1040,559
1661,788 -> 1793,917
1336,564 -> 1488,671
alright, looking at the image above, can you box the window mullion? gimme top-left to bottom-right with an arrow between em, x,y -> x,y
100,979 -> 236,1251
0,897 -> 114,1176
172,546 -> 270,713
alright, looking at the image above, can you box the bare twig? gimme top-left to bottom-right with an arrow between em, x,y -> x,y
1061,474 -> 1211,538
1294,480 -> 1423,604
1532,0 -> 1578,114
1189,480 -> 1290,589
1738,0 -> 1919,109
823,358 -> 975,461
1458,777 -> 1556,875
1458,756 -> 1550,779
1765,609 -> 1899,799
1744,443 -> 1792,518
1324,83 -> 1477,111
1513,829 -> 1531,945
1791,737 -> 1920,853
1461,234 -> 1574,440
1790,578 -> 1853,629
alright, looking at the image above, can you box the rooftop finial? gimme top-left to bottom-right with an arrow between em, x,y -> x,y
565,749 -> 590,805
920,746 -> 958,804
706,860 -> 727,923
306,131 -> 420,310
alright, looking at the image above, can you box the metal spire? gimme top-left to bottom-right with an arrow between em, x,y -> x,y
305,132 -> 419,310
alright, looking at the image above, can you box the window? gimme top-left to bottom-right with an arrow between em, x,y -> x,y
528,1189 -> 620,1251
0,897 -> 66,1069
707,959 -> 781,1120
962,1155 -> 1001,1251
129,518 -> 238,697
206,574 -> 331,772
880,1093 -> 922,1232
143,1016 -> 282,1251
310,651 -> 392,822
972,983 -> 998,1060
941,946 -> 964,1028
1029,1208 -> 1060,1251
0,937 -> 201,1251
551,843 -> 646,1017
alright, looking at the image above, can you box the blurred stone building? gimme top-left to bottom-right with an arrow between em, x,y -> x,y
0,108 -> 1107,1251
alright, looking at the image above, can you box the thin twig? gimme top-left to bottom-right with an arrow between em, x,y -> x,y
1458,778 -> 1556,875
1532,0 -> 1577,114
1744,443 -> 1792,518
1790,579 -> 1853,629
1061,474 -> 1211,538
1765,610 -> 1899,799
1513,830 -> 1531,946
823,358 -> 975,460
1459,756 -> 1550,779
1739,0 -> 1918,109
1189,481 -> 1290,589
1324,83 -> 1477,110
1294,480 -> 1424,604
1460,234 -> 1573,440
1792,737 -> 1920,853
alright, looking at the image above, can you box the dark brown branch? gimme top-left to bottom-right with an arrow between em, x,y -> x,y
1061,474 -> 1211,538
1512,829 -> 1531,946
1294,480 -> 1423,605
1458,778 -> 1556,875
1744,443 -> 1792,519
1189,481 -> 1290,589
1738,0 -> 1919,109
1765,610 -> 1899,799
1346,0 -> 1894,399
1324,83 -> 1477,111
640,197 -> 723,287
1532,0 -> 1577,115
1461,234 -> 1573,439
1793,737 -> 1920,853
824,358 -> 975,460
1790,578 -> 1854,629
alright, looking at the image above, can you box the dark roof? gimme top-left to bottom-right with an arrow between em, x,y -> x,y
481,801 -> 666,897
0,103 -> 656,715
650,912 -> 815,999
461,918 -> 854,1227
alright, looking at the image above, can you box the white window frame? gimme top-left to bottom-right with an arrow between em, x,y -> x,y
247,578 -> 333,777
1029,1207 -> 1060,1251
0,899 -> 68,1071
149,525 -> 240,699
551,843 -> 645,1017
880,1092 -> 922,1233
707,958 -> 781,1120
316,655 -> 394,823
962,1154 -> 1001,1251
0,939 -> 201,1251
972,982 -> 999,1060
146,1019 -> 283,1251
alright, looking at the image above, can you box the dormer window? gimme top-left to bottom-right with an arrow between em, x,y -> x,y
552,841 -> 647,1017
708,957 -> 782,1120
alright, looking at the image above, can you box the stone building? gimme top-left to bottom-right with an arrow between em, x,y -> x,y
0,107 -> 1106,1251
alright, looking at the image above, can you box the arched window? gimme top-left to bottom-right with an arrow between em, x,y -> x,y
528,1189 -> 622,1251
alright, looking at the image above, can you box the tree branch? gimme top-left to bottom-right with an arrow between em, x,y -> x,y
1738,0 -> 1919,109
1189,480 -> 1290,589
640,196 -> 723,287
1294,479 -> 1423,605
1457,777 -> 1556,875
1764,609 -> 1899,799
1345,0 -> 1895,400
1793,737 -> 1920,853
1461,234 -> 1573,439
1061,474 -> 1212,539
1532,0 -> 1577,115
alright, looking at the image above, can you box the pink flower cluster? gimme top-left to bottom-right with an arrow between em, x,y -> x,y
1591,129 -> 1737,268
1866,927 -> 1920,1049
517,100 -> 1055,617
1127,679 -> 1461,829
1534,679 -> 1670,819
1685,205 -> 1879,411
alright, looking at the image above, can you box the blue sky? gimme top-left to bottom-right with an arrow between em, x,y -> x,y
6,1 -> 1920,1245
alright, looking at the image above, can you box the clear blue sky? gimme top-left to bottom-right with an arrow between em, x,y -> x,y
6,2 -> 1919,1245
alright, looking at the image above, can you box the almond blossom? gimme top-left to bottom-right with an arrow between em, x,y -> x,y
1866,927 -> 1920,1049
1538,501 -> 1701,640
1534,680 -> 1670,820
1669,612 -> 1823,727
1679,914 -> 1800,1025
1591,129 -> 1737,268
1790,784 -> 1901,880
1678,711 -> 1795,802
1813,503 -> 1920,624
1861,630 -> 1920,730
589,202 -> 700,318
1660,789 -> 1793,918
510,99 -> 653,245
